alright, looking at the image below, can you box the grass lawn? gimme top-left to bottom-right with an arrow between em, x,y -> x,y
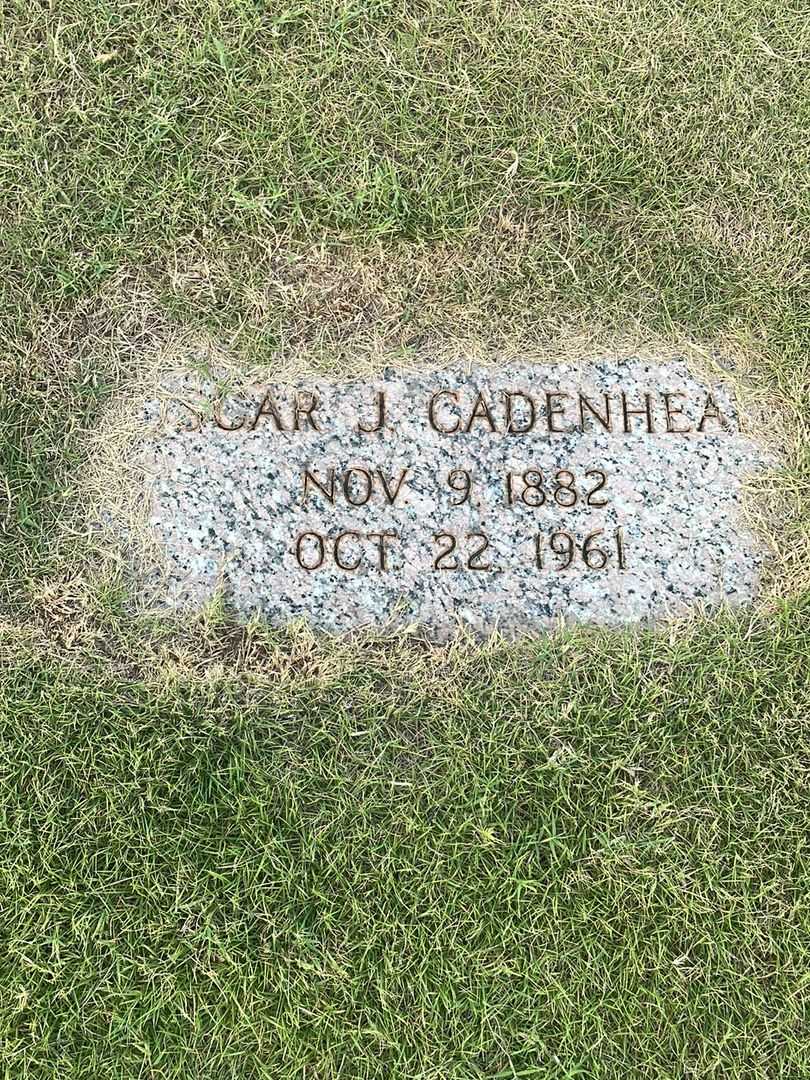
1,1 -> 809,1076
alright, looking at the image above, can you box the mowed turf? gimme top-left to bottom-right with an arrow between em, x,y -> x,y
1,611 -> 809,1079
1,1 -> 809,1077
3,0 -> 807,332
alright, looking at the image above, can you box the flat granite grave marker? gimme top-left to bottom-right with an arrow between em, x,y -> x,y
132,358 -> 774,637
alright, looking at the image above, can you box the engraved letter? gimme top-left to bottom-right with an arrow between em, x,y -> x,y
578,393 -> 613,433
545,392 -> 572,433
293,391 -> 322,432
504,391 -> 536,434
334,531 -> 362,571
428,390 -> 461,434
358,390 -> 386,434
295,531 -> 325,570
250,391 -> 286,431
697,394 -> 727,432
342,467 -> 373,506
213,400 -> 245,431
302,468 -> 336,505
465,392 -> 497,433
621,392 -> 654,433
367,530 -> 398,570
663,392 -> 691,434
176,400 -> 202,432
377,468 -> 409,505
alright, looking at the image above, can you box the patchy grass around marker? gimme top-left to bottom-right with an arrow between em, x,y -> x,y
1,1 -> 809,1076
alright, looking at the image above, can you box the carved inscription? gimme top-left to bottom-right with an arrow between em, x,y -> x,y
296,467 -> 626,574
171,384 -> 729,578
140,360 -> 769,637
184,386 -> 729,438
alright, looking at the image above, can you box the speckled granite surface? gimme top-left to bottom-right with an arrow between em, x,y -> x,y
133,359 -> 774,637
